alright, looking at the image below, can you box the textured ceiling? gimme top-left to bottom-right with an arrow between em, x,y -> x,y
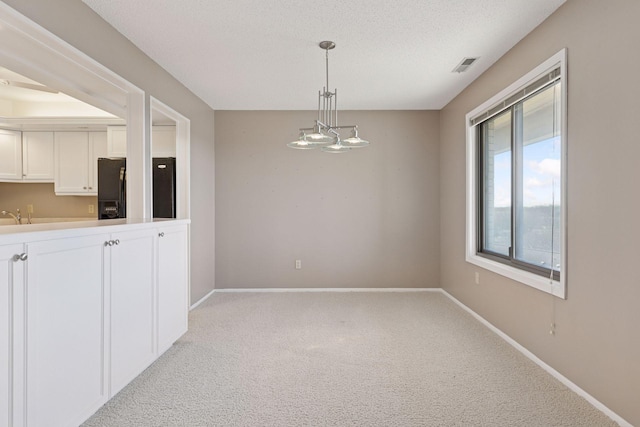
82,0 -> 566,110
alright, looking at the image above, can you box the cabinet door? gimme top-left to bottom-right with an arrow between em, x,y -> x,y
88,132 -> 108,195
22,132 -> 54,182
109,228 -> 156,396
152,126 -> 176,158
0,244 -> 25,427
0,129 -> 22,181
157,225 -> 189,353
54,132 -> 89,194
24,234 -> 108,427
107,126 -> 127,157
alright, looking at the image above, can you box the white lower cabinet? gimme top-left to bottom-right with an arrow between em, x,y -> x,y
1,244 -> 26,427
157,225 -> 189,353
1,221 -> 189,427
24,235 -> 109,427
108,228 -> 156,396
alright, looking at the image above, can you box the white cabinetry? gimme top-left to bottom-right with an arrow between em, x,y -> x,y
0,129 -> 22,181
107,125 -> 176,157
152,126 -> 177,158
108,228 -> 156,395
54,131 -> 107,195
0,220 -> 189,427
157,224 -> 189,353
22,132 -> 54,181
24,234 -> 109,427
0,244 -> 25,427
106,126 -> 127,157
0,130 -> 54,183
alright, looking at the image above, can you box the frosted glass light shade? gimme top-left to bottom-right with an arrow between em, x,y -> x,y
342,129 -> 369,148
306,131 -> 335,145
321,140 -> 351,154
287,133 -> 317,149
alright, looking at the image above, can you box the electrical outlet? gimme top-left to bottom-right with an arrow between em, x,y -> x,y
27,204 -> 34,214
295,259 -> 302,270
88,204 -> 95,214
474,272 -> 480,285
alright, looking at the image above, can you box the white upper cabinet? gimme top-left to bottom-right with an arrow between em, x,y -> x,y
107,125 -> 176,158
54,131 -> 107,196
0,130 -> 55,183
152,126 -> 177,158
0,129 -> 22,181
106,126 -> 127,158
89,132 -> 108,191
22,132 -> 55,181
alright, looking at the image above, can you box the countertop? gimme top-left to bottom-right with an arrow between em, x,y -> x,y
0,217 -> 190,244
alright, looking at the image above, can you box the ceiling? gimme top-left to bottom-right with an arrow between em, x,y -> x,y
81,0 -> 566,111
0,66 -> 81,103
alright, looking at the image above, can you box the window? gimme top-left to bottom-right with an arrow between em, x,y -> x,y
466,50 -> 566,298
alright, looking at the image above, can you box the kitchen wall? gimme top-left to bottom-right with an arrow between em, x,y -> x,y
439,0 -> 640,424
215,110 -> 440,289
0,182 -> 96,219
2,0 -> 216,304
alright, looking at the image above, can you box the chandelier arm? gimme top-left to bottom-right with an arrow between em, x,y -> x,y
330,125 -> 357,130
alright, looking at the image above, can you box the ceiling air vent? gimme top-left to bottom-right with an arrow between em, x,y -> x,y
452,57 -> 479,73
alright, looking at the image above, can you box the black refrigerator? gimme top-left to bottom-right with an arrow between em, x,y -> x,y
97,158 -> 126,219
153,157 -> 176,218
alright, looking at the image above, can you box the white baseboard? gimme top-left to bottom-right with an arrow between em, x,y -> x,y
213,287 -> 440,293
440,289 -> 631,427
189,288 -> 216,310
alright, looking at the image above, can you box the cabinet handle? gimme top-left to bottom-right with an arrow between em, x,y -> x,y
114,239 -> 120,245
83,187 -> 87,190
89,187 -> 93,190
12,253 -> 27,262
158,232 -> 165,237
105,240 -> 113,247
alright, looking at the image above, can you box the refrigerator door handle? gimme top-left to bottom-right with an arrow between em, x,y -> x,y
119,166 -> 126,213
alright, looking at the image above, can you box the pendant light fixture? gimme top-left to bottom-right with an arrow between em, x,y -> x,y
287,41 -> 370,153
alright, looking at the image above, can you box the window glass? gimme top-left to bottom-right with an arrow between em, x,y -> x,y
515,84 -> 561,272
482,110 -> 511,256
477,80 -> 561,279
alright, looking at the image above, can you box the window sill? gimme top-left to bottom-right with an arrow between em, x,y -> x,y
466,252 -> 565,299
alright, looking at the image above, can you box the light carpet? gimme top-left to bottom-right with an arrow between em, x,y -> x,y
83,291 -> 617,426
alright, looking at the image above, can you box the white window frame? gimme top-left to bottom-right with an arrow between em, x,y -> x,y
465,49 -> 567,299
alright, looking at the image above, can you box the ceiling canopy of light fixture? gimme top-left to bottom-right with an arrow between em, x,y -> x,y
287,41 -> 370,154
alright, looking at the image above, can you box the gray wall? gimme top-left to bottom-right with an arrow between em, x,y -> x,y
215,110 -> 440,289
439,0 -> 640,424
3,0 -> 216,304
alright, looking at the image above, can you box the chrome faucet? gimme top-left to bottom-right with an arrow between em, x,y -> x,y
2,209 -> 22,225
